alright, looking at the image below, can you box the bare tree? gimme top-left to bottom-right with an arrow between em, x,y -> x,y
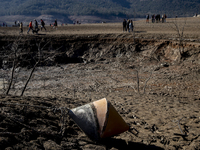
20,40 -> 63,96
5,37 -> 23,95
133,69 -> 153,95
1,36 -> 64,96
169,16 -> 187,59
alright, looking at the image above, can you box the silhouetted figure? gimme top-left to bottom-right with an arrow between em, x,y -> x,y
27,21 -> 33,34
41,19 -> 46,31
34,19 -> 39,34
123,19 -> 127,32
155,14 -> 160,23
146,14 -> 149,23
19,22 -> 23,34
164,14 -> 167,22
129,20 -> 133,32
152,14 -> 155,23
53,19 -> 57,29
127,20 -> 130,32
162,15 -> 164,23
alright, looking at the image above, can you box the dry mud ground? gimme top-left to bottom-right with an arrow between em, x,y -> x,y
0,17 -> 200,149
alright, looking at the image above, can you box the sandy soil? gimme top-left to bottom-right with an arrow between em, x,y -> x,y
1,17 -> 200,39
0,17 -> 200,150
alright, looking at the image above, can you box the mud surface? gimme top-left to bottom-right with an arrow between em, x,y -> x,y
0,17 -> 200,149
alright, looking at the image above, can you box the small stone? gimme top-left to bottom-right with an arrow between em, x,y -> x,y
43,140 -> 62,150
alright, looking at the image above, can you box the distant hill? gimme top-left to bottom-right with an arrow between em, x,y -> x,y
0,0 -> 199,24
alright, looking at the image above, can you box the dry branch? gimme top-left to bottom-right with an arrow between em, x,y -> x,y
6,61 -> 16,95
20,61 -> 39,96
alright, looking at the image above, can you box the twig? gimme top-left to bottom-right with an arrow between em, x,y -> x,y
0,132 -> 21,136
20,61 -> 39,96
6,61 -> 16,95
136,70 -> 140,94
171,116 -> 186,135
130,85 -> 137,93
143,71 -> 153,94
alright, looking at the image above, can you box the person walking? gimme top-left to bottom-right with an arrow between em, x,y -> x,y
19,22 -> 23,34
40,19 -> 46,31
131,20 -> 134,32
129,20 -> 133,32
146,14 -> 149,23
152,14 -> 155,23
34,19 -> 39,34
126,20 -> 130,32
123,19 -> 127,32
164,14 -> 167,23
53,19 -> 57,29
162,15 -> 164,23
27,21 -> 33,34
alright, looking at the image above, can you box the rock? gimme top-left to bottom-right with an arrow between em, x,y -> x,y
43,140 -> 63,150
161,62 -> 169,67
154,67 -> 160,71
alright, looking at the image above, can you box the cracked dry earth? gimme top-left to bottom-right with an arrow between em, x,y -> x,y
0,18 -> 200,150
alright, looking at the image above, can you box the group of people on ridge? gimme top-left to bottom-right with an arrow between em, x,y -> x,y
146,14 -> 167,23
27,19 -> 46,34
19,19 -> 46,34
123,19 -> 134,32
